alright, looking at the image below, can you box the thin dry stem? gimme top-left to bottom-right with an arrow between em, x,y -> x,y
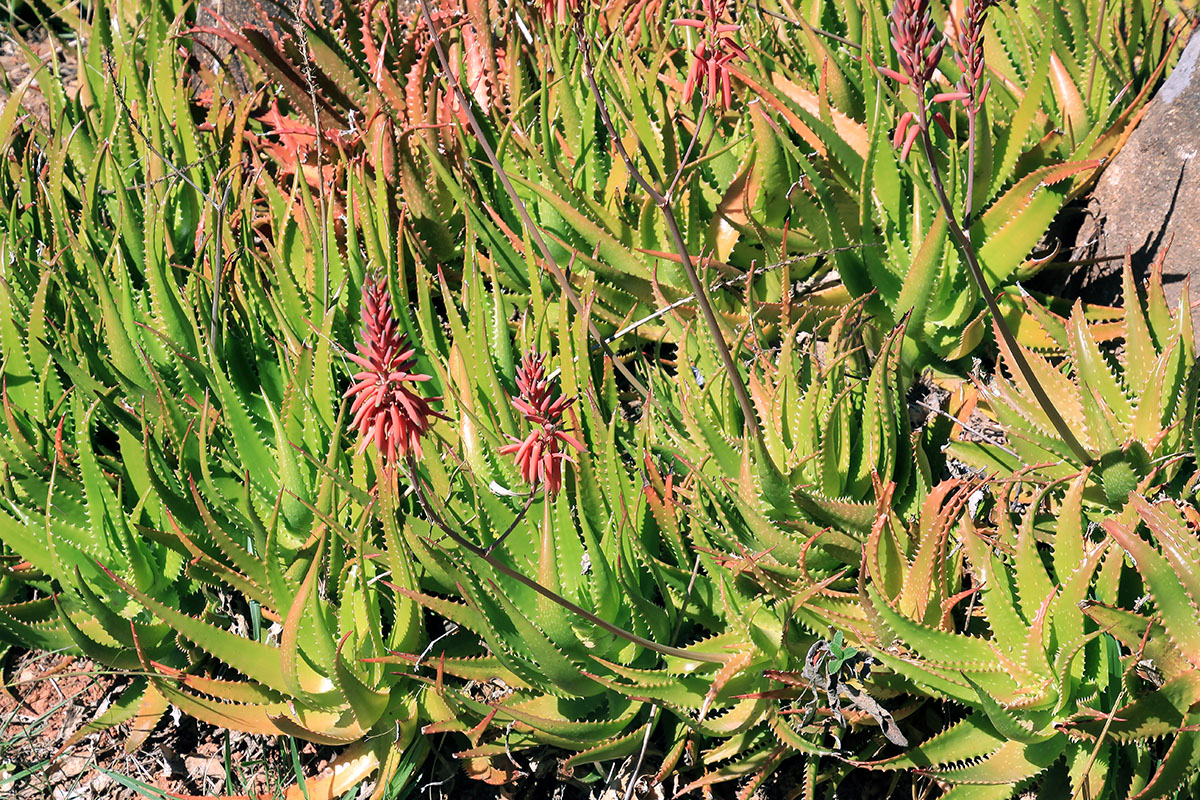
915,107 -> 1093,466
572,15 -> 764,446
403,458 -> 726,664
415,0 -> 653,404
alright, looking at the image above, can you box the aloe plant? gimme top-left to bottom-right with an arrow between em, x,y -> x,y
1071,493 -> 1200,800
0,0 -> 215,743
0,1 -> 433,790
811,473 -> 1187,799
359,244 -> 939,790
2,0 -> 1199,797
754,0 -> 1182,356
949,258 -> 1197,505
650,304 -> 929,543
203,0 -> 1186,368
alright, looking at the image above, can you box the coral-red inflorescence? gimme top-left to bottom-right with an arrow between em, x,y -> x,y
949,0 -> 996,111
345,274 -> 446,463
673,0 -> 747,110
881,0 -> 963,159
499,352 -> 584,496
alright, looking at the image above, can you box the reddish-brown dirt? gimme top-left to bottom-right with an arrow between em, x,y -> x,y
0,651 -> 337,799
0,28 -> 80,129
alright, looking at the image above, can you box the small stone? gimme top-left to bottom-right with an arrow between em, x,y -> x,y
55,756 -> 89,779
88,772 -> 112,794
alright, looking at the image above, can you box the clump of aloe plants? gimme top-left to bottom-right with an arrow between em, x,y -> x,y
1,0 -> 1199,797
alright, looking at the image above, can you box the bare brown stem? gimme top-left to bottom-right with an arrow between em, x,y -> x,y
484,491 -> 538,554
963,110 -> 977,223
415,0 -> 653,404
915,107 -> 1093,466
573,17 -> 763,446
666,105 -> 713,200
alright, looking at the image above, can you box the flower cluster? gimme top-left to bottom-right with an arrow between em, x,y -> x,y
344,274 -> 445,463
673,0 -> 747,111
882,0 -> 945,90
949,0 -> 996,112
499,352 -> 583,496
881,0 -> 956,159
541,0 -> 578,25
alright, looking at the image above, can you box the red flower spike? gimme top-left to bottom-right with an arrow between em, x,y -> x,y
498,352 -> 583,496
883,0 -> 989,155
877,66 -> 910,85
885,0 -> 945,92
344,274 -> 446,463
950,0 -> 997,112
673,0 -> 747,110
932,111 -> 953,138
541,0 -> 577,24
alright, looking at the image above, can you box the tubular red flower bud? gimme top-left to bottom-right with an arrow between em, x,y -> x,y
878,66 -> 911,85
893,111 -> 915,148
933,91 -> 971,103
933,111 -> 953,137
900,123 -> 921,160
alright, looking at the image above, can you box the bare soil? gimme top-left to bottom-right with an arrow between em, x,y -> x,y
0,27 -> 80,129
0,651 -> 337,799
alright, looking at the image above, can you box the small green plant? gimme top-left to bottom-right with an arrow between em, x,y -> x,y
950,259 -> 1197,504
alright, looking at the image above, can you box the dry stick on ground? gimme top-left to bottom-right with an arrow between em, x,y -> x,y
570,14 -> 765,448
912,398 -> 1018,458
415,0 -> 654,406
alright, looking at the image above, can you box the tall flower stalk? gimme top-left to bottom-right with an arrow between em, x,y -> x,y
949,0 -> 994,218
572,7 -> 763,447
881,0 -> 1093,467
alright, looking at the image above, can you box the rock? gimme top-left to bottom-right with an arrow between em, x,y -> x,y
1062,29 -> 1200,311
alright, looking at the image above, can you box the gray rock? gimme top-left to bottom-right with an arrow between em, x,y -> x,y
1064,29 -> 1200,311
